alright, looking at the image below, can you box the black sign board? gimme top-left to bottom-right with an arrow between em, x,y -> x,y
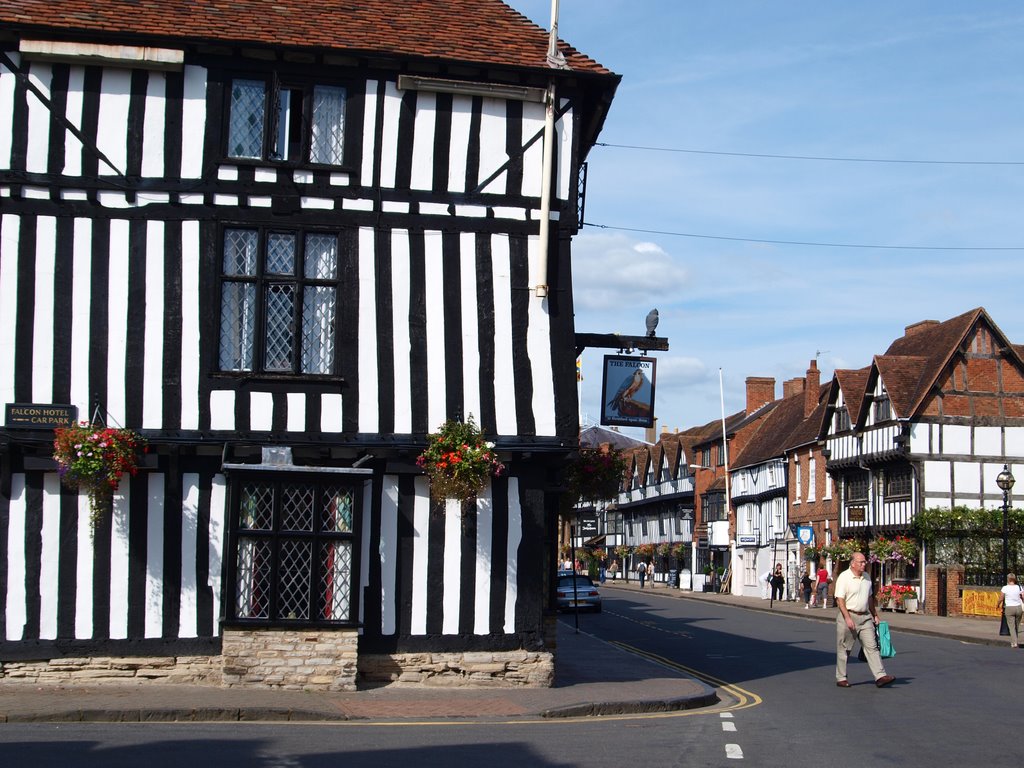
579,512 -> 599,538
847,506 -> 866,522
697,536 -> 709,550
5,403 -> 78,429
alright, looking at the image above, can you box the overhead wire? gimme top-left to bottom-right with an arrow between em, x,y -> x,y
582,223 -> 1024,251
594,142 -> 1024,166
586,140 -> 1024,250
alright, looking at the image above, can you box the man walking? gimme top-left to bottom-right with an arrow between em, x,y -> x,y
834,552 -> 894,688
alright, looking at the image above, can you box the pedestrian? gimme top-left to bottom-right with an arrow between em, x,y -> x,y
770,564 -> 785,601
834,552 -> 894,688
761,568 -> 772,599
996,573 -> 1023,648
609,559 -> 619,580
648,561 -> 657,587
816,563 -> 830,609
637,560 -> 647,589
801,571 -> 813,608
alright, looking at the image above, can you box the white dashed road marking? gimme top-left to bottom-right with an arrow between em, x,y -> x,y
725,744 -> 744,759
721,721 -> 737,732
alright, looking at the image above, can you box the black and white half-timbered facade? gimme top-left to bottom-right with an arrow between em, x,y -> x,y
0,0 -> 619,688
822,310 -> 1024,601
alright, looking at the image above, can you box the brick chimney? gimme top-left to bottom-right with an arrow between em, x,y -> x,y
805,359 -> 820,416
905,320 -> 939,336
746,377 -> 775,414
783,377 -> 805,399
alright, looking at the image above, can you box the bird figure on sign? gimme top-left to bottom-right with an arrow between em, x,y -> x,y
646,309 -> 659,338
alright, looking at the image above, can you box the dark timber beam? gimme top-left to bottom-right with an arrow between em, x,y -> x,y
575,333 -> 669,357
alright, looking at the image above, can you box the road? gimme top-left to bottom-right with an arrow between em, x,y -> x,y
2,589 -> 1022,767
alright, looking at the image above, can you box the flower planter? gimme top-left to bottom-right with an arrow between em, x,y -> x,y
903,597 -> 918,614
417,417 -> 504,502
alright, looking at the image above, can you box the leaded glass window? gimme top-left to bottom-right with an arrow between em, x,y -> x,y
219,228 -> 340,376
226,77 -> 347,166
232,477 -> 357,624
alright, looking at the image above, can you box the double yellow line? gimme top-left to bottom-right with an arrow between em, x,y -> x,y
609,641 -> 762,713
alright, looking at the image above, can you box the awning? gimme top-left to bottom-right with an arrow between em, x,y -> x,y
584,534 -> 607,547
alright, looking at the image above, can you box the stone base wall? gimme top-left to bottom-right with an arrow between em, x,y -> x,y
221,628 -> 358,691
359,649 -> 554,687
0,655 -> 221,685
1,632 -> 550,690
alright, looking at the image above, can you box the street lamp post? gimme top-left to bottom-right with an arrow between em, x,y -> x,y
996,465 -> 1015,637
996,465 -> 1015,585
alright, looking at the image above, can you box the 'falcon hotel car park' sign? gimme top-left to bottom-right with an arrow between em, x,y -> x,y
5,403 -> 78,429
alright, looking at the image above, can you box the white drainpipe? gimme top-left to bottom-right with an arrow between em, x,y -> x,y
536,0 -> 566,298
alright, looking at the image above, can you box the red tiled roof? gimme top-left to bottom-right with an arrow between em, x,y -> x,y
0,0 -> 615,76
880,307 -> 982,417
873,354 -> 928,419
834,367 -> 871,426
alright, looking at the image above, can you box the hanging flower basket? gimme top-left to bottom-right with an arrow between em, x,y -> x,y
614,545 -> 632,560
416,416 -> 505,502
803,545 -> 821,561
53,422 -> 146,531
869,535 -> 918,566
822,538 -> 862,562
565,447 -> 628,504
634,543 -> 655,558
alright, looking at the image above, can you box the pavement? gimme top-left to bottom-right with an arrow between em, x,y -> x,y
0,580 -> 1008,724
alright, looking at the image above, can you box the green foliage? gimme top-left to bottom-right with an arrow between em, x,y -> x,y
912,505 -> 1024,568
822,538 -> 863,562
912,505 -> 1024,540
417,416 -> 504,502
869,535 -> 918,566
53,423 -> 146,532
566,447 -> 629,504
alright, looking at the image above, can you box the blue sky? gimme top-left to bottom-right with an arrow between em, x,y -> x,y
510,1 -> 1024,438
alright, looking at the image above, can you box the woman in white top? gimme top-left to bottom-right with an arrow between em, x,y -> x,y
996,573 -> 1024,648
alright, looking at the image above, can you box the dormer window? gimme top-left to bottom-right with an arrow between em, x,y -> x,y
835,406 -> 851,432
227,77 -> 347,166
874,394 -> 891,422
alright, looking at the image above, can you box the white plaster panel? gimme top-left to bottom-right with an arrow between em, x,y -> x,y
145,473 -> 165,638
974,426 -> 1002,456
320,392 -> 343,433
943,424 -> 971,456
249,391 -> 273,431
953,461 -> 981,495
210,390 -> 235,430
357,227 -> 379,433
1006,427 -> 1024,457
923,460 -> 951,494
141,72 -> 166,178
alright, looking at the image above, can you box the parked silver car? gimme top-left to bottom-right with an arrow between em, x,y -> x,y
555,574 -> 602,613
